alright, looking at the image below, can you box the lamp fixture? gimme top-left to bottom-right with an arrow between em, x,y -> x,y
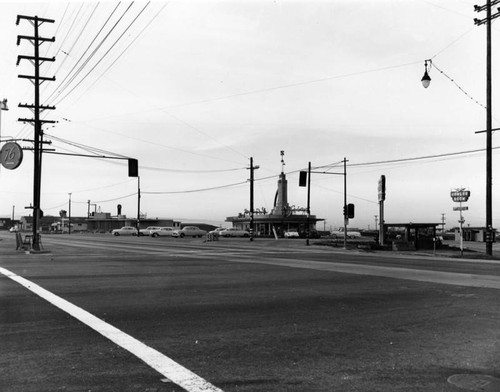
421,60 -> 431,88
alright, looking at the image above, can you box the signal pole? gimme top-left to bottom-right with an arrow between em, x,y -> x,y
17,15 -> 56,251
248,157 -> 259,241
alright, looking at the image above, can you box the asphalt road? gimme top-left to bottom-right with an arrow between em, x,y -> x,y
1,232 -> 499,392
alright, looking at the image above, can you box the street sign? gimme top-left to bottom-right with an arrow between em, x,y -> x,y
453,206 -> 468,211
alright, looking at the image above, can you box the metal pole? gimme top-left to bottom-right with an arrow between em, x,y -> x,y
137,176 -> 141,236
343,157 -> 347,249
250,157 -> 254,241
459,199 -> 464,257
306,161 -> 311,246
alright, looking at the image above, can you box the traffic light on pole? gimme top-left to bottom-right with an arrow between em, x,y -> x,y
347,203 -> 355,219
128,158 -> 138,177
299,171 -> 307,187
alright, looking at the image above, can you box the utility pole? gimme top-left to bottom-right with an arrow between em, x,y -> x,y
68,193 -> 72,235
248,157 -> 259,241
17,15 -> 56,251
474,1 -> 500,255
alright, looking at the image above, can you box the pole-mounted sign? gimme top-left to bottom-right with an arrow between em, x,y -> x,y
450,190 -> 470,202
450,188 -> 470,257
0,142 -> 23,170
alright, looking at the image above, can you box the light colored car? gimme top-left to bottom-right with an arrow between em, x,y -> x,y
219,227 -> 250,237
172,226 -> 207,238
208,228 -> 225,236
284,230 -> 300,238
139,226 -> 162,236
112,226 -> 137,236
151,227 -> 175,237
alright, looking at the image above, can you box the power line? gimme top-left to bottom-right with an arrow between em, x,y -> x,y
50,2 -> 136,106
142,181 -> 248,195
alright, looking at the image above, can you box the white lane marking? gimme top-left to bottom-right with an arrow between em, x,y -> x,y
0,266 -> 223,392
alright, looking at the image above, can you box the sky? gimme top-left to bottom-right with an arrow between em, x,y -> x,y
0,0 -> 499,231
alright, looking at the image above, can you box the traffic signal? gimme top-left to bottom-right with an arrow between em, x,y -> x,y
299,171 -> 307,187
347,203 -> 355,219
128,158 -> 138,177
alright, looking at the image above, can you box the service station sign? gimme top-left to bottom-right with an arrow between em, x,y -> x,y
0,142 -> 23,170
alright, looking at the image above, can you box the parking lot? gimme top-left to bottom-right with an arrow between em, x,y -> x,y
1,232 -> 500,391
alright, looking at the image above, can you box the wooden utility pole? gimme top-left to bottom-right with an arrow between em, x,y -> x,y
474,1 -> 500,255
17,15 -> 56,251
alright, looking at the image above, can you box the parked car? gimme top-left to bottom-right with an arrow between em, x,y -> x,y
151,227 -> 175,237
172,226 -> 207,238
219,227 -> 250,237
208,228 -> 225,237
284,230 -> 300,238
112,226 -> 137,236
139,226 -> 162,236
330,227 -> 362,239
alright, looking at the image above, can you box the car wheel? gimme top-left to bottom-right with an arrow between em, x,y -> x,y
152,233 -> 158,238
114,232 -> 119,236
180,233 -> 185,238
243,233 -> 249,237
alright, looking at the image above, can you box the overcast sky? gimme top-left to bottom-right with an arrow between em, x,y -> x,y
0,0 -> 499,230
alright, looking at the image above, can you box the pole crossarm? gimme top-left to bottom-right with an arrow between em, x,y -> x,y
474,0 -> 500,12
17,55 -> 55,66
16,35 -> 55,46
18,75 -> 56,82
16,15 -> 55,25
18,118 -> 56,124
474,10 -> 500,25
19,103 -> 56,111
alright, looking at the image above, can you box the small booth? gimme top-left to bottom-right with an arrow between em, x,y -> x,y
384,223 -> 440,251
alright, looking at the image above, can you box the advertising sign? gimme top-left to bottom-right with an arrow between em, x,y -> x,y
0,142 -> 23,170
378,175 -> 386,202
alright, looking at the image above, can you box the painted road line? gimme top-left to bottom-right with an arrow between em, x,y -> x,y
0,266 -> 223,392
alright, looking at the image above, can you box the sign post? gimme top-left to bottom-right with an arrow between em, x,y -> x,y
450,188 -> 470,257
378,175 -> 386,246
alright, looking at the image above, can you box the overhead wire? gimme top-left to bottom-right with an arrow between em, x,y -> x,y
49,2 -> 135,106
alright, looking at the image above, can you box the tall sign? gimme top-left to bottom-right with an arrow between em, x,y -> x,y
450,188 -> 470,257
378,175 -> 386,246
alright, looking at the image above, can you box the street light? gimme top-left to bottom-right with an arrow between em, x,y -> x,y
421,60 -> 431,88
